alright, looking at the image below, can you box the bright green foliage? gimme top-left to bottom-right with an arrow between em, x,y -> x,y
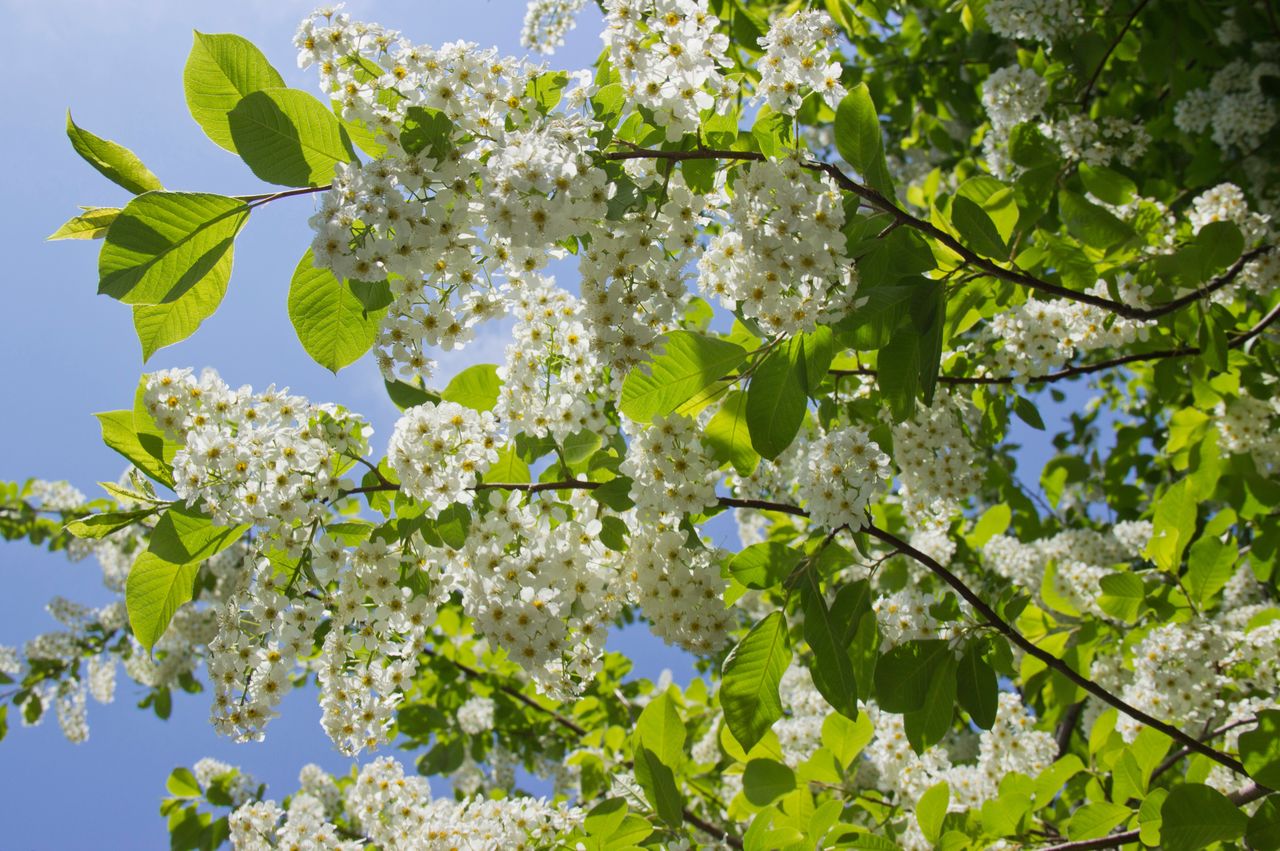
620,331 -> 748,423
1161,784 -> 1249,851
721,612 -> 790,752
227,88 -> 356,187
183,31 -> 286,152
97,192 -> 248,305
287,249 -> 383,371
65,112 -> 163,195
441,364 -> 502,412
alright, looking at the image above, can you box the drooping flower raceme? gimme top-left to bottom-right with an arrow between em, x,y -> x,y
143,369 -> 370,542
797,425 -> 892,531
699,157 -> 859,336
386,401 -> 501,516
600,0 -> 738,141
756,10 -> 846,115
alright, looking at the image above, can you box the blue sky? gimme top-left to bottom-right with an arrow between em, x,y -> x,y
0,2 -> 1075,846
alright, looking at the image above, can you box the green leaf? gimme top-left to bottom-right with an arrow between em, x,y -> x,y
916,782 -> 950,844
1068,801 -> 1132,840
743,758 -> 796,807
65,112 -> 163,195
183,31 -> 286,152
705,391 -> 759,476
1097,572 -> 1144,623
1185,535 -> 1236,607
228,88 -> 356,187
584,798 -> 628,839
721,611 -> 791,752
835,84 -> 894,195
634,747 -> 683,829
802,575 -> 859,720
1240,711 -> 1280,788
950,195 -> 1008,258
385,378 -> 439,410
48,207 -> 120,241
1159,784 -> 1247,851
746,337 -> 809,461
1078,164 -> 1136,207
133,250 -> 230,360
1058,190 -> 1134,250
634,690 -> 685,768
728,542 -> 802,590
441,365 -> 502,413
400,106 -> 455,161
483,445 -> 531,484
166,768 -> 202,799
1246,796 -> 1280,851
434,503 -> 471,549
956,643 -> 998,729
967,504 -> 1011,549
1012,395 -> 1046,430
823,712 -> 873,769
873,639 -> 953,713
98,192 -> 249,305
1144,479 -> 1198,572
1008,123 -> 1059,169
127,552 -> 201,651
620,331 -> 748,423
904,652 -> 957,752
287,250 -> 383,372
65,509 -> 158,539
148,503 -> 248,565
96,410 -> 174,487
877,323 -> 920,422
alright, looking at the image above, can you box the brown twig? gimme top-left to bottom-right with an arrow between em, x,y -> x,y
1078,0 -> 1153,106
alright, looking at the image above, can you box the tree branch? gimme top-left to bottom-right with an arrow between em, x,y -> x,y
1077,0 -> 1153,106
603,146 -> 1273,323
861,523 -> 1253,779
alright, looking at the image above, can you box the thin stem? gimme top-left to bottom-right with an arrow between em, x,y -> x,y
862,523 -> 1252,778
603,146 -> 1272,322
238,184 -> 332,207
420,646 -> 743,848
1078,0 -> 1153,106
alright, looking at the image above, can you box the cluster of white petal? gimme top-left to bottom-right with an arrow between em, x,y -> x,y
600,0 -> 738,141
1175,56 -> 1280,153
983,0 -> 1080,44
456,491 -> 627,699
144,369 -> 368,542
521,0 -> 588,54
231,756 -> 582,851
756,11 -> 846,115
700,158 -> 859,336
891,394 -> 982,523
797,425 -> 891,531
620,412 -> 719,520
497,273 -> 615,441
1217,391 -> 1280,472
387,401 -> 500,516
981,65 -> 1047,132
623,522 -> 733,655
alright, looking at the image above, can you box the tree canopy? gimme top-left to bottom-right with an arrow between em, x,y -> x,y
4,0 -> 1280,848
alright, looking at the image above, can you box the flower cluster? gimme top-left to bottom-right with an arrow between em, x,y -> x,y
231,756 -> 583,851
578,173 -> 704,370
1175,56 -> 1280,153
890,395 -> 982,523
700,158 -> 859,336
873,588 -> 951,649
981,65 -> 1047,133
456,695 -> 496,735
600,0 -> 737,141
1216,391 -> 1280,472
975,283 -> 1152,379
620,412 -> 719,520
386,401 -> 500,516
756,11 -> 846,115
983,0 -> 1080,44
521,0 -> 587,53
496,274 -> 614,441
623,523 -> 733,655
144,369 -> 368,541
797,425 -> 891,531
456,491 -> 627,698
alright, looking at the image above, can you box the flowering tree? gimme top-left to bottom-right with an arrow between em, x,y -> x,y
4,0 -> 1280,847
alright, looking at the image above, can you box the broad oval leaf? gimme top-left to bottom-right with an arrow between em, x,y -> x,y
721,611 -> 791,752
1159,784 -> 1247,851
835,83 -> 894,195
620,331 -> 748,423
127,552 -> 202,652
98,192 -> 249,305
441,364 -> 502,412
184,31 -> 286,152
133,249 -> 231,360
746,338 -> 808,461
228,88 -> 357,187
287,250 -> 383,372
48,207 -> 120,241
